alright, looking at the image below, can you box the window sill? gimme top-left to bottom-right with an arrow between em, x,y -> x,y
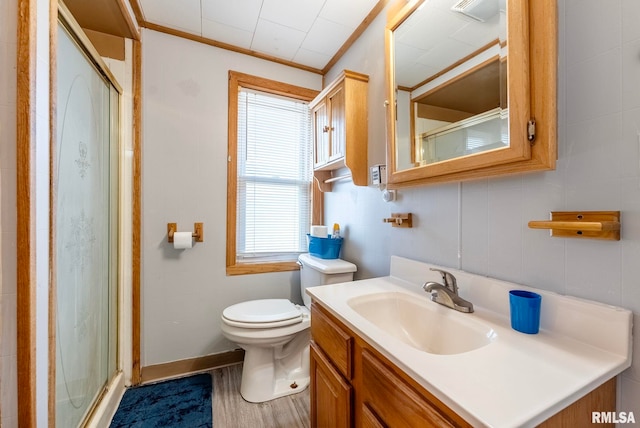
226,260 -> 300,276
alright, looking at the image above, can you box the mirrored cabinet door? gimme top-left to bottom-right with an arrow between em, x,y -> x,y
385,0 -> 557,187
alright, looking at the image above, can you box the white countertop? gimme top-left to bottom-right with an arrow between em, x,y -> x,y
306,256 -> 633,428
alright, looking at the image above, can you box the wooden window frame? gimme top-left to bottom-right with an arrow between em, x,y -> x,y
226,71 -> 321,276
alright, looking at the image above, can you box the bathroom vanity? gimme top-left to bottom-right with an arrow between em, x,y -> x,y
310,303 -> 474,427
307,256 -> 632,427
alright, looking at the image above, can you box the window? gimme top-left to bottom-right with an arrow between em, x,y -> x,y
237,90 -> 311,257
227,71 -> 320,275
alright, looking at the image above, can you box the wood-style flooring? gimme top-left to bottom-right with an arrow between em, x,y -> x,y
211,364 -> 310,428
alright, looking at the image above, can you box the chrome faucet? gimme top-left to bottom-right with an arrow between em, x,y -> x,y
422,268 -> 474,313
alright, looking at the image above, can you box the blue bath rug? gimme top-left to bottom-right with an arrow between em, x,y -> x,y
110,373 -> 212,427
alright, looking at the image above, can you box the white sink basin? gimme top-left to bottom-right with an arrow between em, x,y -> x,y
347,291 -> 496,355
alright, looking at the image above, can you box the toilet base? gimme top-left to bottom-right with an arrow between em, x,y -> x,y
240,371 -> 310,403
239,331 -> 310,403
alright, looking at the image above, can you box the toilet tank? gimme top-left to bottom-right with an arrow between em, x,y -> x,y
298,253 -> 357,308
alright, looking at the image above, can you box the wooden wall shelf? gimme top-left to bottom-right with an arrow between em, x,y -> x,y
528,211 -> 620,241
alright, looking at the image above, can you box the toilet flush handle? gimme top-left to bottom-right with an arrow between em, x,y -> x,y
296,260 -> 303,268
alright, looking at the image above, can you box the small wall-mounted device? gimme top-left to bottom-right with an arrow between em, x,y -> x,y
382,189 -> 396,202
383,213 -> 412,228
370,164 -> 387,186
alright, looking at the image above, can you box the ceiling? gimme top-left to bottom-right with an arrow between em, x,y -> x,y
132,0 -> 385,73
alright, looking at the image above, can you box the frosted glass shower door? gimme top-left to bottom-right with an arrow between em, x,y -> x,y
55,22 -> 119,427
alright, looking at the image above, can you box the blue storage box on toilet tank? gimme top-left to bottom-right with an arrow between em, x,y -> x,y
307,235 -> 343,259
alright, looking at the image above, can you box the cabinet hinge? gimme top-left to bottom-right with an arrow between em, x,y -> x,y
527,119 -> 536,144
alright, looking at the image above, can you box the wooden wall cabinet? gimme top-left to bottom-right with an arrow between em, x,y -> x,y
310,301 -> 617,428
311,70 -> 368,192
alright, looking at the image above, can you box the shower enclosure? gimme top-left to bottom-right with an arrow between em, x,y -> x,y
55,17 -> 120,427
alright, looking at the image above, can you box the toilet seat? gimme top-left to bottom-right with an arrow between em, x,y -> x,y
222,299 -> 304,329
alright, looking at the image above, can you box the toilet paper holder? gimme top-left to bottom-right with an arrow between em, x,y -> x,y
167,222 -> 204,243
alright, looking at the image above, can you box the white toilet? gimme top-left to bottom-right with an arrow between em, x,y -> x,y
220,253 -> 357,403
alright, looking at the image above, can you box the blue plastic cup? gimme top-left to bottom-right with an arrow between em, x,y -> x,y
509,290 -> 541,334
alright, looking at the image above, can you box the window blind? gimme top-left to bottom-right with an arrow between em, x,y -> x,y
236,88 -> 312,261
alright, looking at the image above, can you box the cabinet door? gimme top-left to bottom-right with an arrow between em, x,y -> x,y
362,403 -> 387,428
327,84 -> 345,162
310,342 -> 352,428
313,99 -> 329,168
310,304 -> 353,379
362,349 -> 459,428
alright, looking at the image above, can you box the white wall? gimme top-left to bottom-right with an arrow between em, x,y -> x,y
141,29 -> 322,366
325,0 -> 640,417
0,0 -> 18,425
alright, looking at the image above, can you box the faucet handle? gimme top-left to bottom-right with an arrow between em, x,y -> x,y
429,268 -> 458,293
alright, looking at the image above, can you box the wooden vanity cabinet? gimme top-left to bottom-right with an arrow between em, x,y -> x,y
310,303 -> 467,427
310,301 -> 618,428
361,349 -> 463,427
310,304 -> 354,427
310,343 -> 352,428
310,70 -> 368,191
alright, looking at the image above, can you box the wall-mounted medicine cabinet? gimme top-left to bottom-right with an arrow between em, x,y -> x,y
385,0 -> 557,187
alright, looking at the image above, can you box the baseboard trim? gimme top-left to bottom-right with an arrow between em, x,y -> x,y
141,350 -> 245,384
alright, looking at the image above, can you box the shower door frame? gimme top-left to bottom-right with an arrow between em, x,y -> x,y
50,3 -> 123,426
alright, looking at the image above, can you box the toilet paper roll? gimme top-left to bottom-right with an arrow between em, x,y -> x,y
310,225 -> 328,238
173,231 -> 193,249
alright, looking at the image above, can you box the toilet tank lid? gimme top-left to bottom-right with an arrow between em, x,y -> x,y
298,253 -> 357,274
